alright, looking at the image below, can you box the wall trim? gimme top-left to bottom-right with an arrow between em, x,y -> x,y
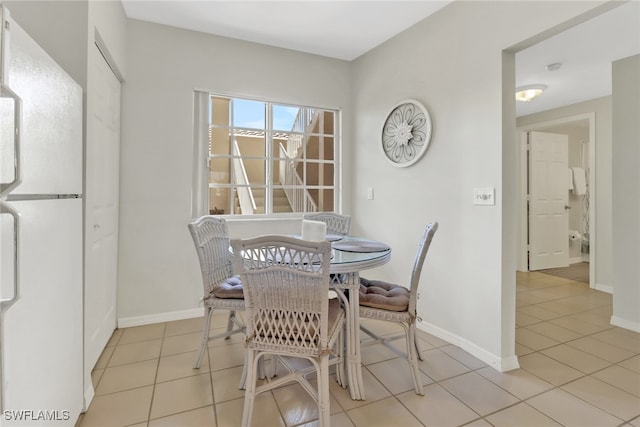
118,308 -> 203,328
595,283 -> 613,294
610,316 -> 640,333
83,384 -> 95,414
418,322 -> 520,372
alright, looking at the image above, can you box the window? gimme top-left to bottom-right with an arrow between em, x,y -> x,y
204,94 -> 339,216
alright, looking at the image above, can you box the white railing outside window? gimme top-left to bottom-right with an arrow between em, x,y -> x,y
279,143 -> 317,213
232,139 -> 256,215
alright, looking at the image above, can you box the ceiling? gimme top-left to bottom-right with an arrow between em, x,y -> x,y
515,0 -> 639,117
121,1 -> 453,61
121,1 -> 640,117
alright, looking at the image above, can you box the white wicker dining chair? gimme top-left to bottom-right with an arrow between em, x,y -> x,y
303,212 -> 351,236
358,222 -> 438,395
188,217 -> 245,371
231,236 -> 345,427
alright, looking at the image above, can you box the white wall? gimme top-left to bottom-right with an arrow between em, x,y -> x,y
612,54 -> 640,332
348,0 -> 607,369
118,19 -> 351,324
518,96 -> 612,289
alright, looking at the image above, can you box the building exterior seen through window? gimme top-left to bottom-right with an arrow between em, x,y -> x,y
208,95 -> 338,216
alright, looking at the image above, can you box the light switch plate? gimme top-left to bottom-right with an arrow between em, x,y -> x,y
367,187 -> 374,200
474,187 -> 495,205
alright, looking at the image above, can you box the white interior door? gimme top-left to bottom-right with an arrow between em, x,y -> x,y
84,43 -> 120,399
528,131 -> 569,270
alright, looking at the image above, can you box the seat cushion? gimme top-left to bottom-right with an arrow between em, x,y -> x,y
359,278 -> 409,312
211,275 -> 244,299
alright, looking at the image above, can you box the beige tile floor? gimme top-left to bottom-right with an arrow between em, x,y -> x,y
78,271 -> 640,426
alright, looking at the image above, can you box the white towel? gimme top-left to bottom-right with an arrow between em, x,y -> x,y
572,167 -> 587,195
568,168 -> 574,191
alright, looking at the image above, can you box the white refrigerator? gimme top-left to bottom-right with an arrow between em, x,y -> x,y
0,5 -> 83,426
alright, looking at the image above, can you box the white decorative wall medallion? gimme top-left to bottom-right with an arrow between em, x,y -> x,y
381,99 -> 432,167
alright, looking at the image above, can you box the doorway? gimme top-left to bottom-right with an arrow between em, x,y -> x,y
517,113 -> 595,288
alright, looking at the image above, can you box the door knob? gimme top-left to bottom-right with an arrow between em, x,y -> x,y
564,205 -> 571,210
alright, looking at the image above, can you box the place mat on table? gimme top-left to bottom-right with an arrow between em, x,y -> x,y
325,234 -> 344,242
332,240 -> 390,253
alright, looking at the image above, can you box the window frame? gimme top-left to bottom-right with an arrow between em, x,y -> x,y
193,91 -> 342,218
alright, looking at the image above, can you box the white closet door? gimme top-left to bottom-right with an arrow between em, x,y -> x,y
84,43 -> 120,403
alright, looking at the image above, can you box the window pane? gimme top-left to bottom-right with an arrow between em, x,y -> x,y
209,187 -> 229,215
280,185 -> 309,214
210,158 -> 230,184
210,128 -> 231,156
211,96 -> 230,127
233,99 -> 265,129
238,159 -> 266,185
235,135 -> 265,157
316,189 -> 334,212
319,110 -> 335,135
305,136 -> 334,161
272,104 -> 299,131
305,162 -> 334,188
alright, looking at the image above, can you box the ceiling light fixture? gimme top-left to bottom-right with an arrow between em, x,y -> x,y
515,84 -> 547,102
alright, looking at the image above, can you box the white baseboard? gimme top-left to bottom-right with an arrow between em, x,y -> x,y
118,308 -> 203,328
83,384 -> 95,413
610,316 -> 640,333
594,283 -> 613,294
417,321 -> 519,372
569,257 -> 584,264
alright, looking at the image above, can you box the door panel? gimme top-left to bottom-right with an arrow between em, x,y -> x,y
84,44 -> 120,388
529,131 -> 569,270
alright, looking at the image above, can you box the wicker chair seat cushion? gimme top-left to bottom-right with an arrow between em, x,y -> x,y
359,278 -> 409,312
211,275 -> 244,299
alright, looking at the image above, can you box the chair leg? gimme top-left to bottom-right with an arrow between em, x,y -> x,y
335,328 -> 346,388
225,310 -> 236,339
238,350 -> 249,389
194,306 -> 214,369
317,355 -> 331,427
407,323 -> 424,395
415,334 -> 424,361
241,349 -> 258,427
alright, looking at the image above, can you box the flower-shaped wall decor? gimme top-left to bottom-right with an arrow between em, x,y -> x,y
381,99 -> 432,167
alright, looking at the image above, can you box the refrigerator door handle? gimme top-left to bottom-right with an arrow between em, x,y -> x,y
0,83 -> 22,196
0,200 -> 20,309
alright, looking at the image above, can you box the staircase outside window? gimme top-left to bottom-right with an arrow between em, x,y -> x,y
207,95 -> 339,216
